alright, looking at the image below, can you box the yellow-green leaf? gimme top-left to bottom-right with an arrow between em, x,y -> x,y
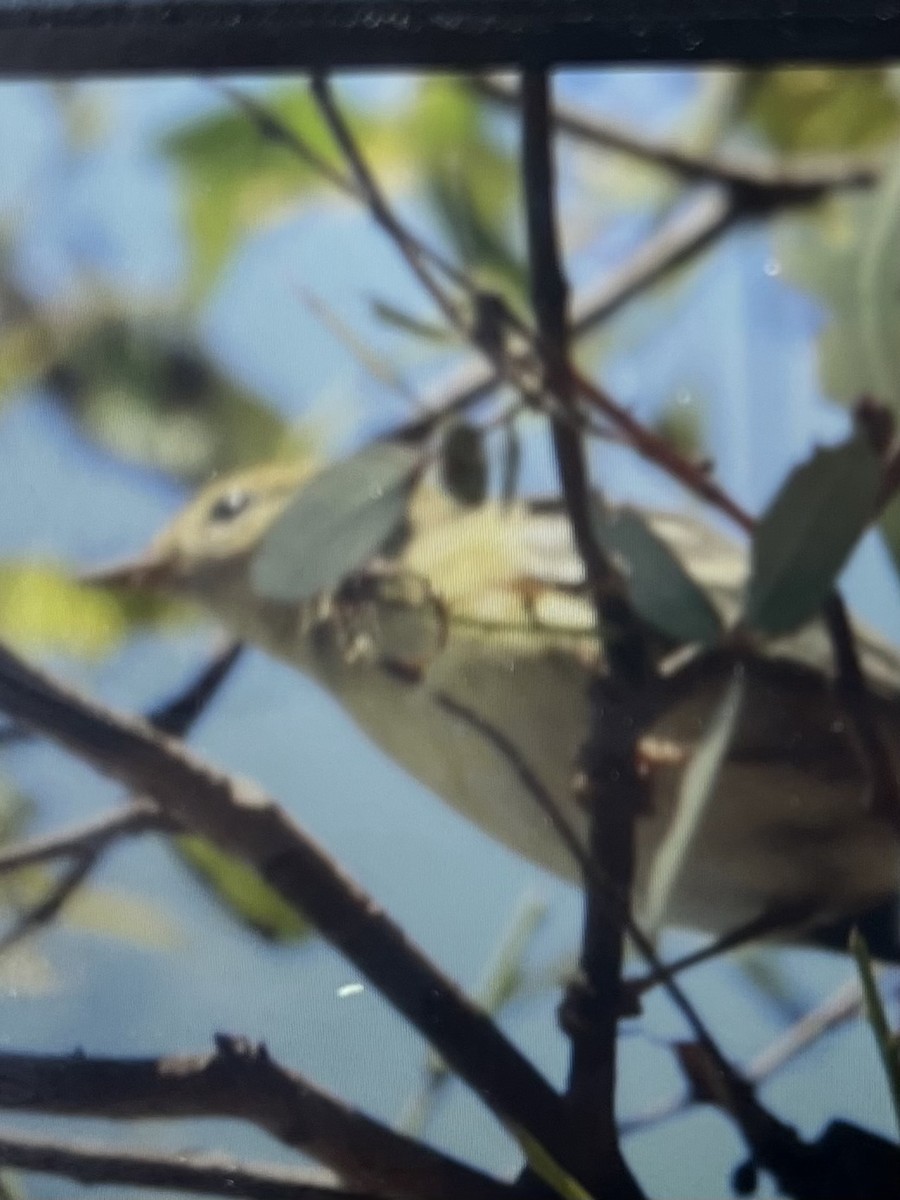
175,835 -> 311,942
742,68 -> 900,152
510,1126 -> 596,1200
64,887 -> 183,950
0,561 -> 187,658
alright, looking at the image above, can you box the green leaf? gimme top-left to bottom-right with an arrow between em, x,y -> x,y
741,68 -> 900,153
252,442 -> 423,603
0,561 -> 188,659
652,393 -> 706,461
440,422 -> 488,506
850,928 -> 900,1136
643,670 -> 744,934
163,88 -> 343,297
175,835 -> 311,942
370,297 -> 452,343
64,888 -> 182,950
744,435 -> 880,636
401,893 -> 546,1138
48,317 -> 289,482
409,81 -> 523,298
591,503 -> 723,646
510,1126 -> 596,1200
0,318 -> 58,402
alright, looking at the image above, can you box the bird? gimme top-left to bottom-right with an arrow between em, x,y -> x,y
86,447 -> 900,959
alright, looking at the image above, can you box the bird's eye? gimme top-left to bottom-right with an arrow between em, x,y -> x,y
208,489 -> 252,523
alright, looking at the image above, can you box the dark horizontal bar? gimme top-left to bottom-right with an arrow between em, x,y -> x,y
0,0 -> 899,76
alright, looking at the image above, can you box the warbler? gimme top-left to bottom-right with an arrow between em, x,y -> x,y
88,451 -> 900,958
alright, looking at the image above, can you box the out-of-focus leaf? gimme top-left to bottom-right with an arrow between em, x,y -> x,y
0,319 -> 56,402
370,297 -> 451,343
850,928 -> 900,1135
855,156 -> 900,409
511,1127 -> 595,1200
744,435 -> 880,636
642,670 -> 744,934
652,393 -> 706,461
440,422 -> 488,506
780,159 -> 900,414
45,317 -> 288,481
741,68 -> 900,152
252,442 -> 423,603
408,80 -> 523,298
0,943 -> 58,997
0,562 -> 188,658
401,893 -> 546,1138
591,503 -> 723,646
64,887 -> 182,950
163,89 -> 346,297
175,835 -> 311,942
0,778 -> 31,847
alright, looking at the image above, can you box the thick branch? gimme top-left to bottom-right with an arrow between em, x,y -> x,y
0,1037 -> 514,1200
0,641 -> 576,1180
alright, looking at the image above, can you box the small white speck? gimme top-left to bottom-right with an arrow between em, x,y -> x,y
337,983 -> 365,999
763,257 -> 782,278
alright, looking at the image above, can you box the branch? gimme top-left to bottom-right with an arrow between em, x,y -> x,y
477,76 -> 880,200
0,803 -> 172,875
394,186 -> 737,444
0,640 -> 577,1179
521,69 -> 645,1200
0,1037 -> 515,1200
0,1127 -> 378,1200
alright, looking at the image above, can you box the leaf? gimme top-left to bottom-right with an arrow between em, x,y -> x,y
401,893 -> 546,1138
0,561 -> 189,658
409,80 -> 523,298
48,317 -> 289,482
744,435 -> 880,636
174,835 -> 311,942
370,297 -> 451,343
856,155 -> 900,410
163,88 -> 344,297
642,670 -> 744,934
850,928 -> 900,1136
741,68 -> 900,153
510,1126 -> 596,1200
440,422 -> 488,506
0,943 -> 58,998
64,888 -> 182,950
251,442 -> 423,603
591,503 -> 723,646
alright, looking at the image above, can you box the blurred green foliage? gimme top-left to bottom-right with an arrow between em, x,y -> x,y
740,68 -> 900,152
0,562 -> 188,659
175,835 -> 312,942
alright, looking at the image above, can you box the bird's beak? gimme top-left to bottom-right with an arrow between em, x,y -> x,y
78,547 -> 174,592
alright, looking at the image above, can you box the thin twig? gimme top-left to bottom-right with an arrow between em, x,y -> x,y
0,1036 -> 515,1200
393,187 -> 739,445
0,853 -> 95,957
823,592 -> 900,835
620,976 -> 868,1137
0,802 -> 173,875
309,76 -> 469,336
0,1127 -> 378,1200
